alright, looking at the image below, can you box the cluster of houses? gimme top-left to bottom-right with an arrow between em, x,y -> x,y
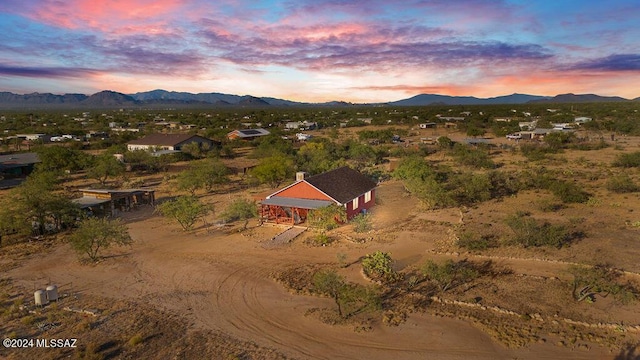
506,116 -> 592,141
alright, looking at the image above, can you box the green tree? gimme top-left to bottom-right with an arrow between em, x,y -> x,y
181,141 -> 211,159
313,269 -> 347,317
313,269 -> 380,319
251,154 -> 294,187
87,154 -> 125,186
220,198 -> 258,230
69,218 -> 132,262
156,196 -> 211,231
34,145 -> 90,174
8,171 -> 79,236
466,126 -> 486,138
176,159 -> 229,195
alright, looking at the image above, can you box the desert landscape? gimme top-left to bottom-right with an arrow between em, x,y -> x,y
1,117 -> 640,359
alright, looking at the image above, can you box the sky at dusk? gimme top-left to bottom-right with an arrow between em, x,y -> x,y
1,0 -> 639,103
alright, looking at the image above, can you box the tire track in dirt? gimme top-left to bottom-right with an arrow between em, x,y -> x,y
154,255 -> 509,360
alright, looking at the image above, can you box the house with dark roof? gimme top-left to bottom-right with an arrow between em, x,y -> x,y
260,166 -> 377,225
0,152 -> 40,188
126,134 -> 218,152
227,128 -> 270,140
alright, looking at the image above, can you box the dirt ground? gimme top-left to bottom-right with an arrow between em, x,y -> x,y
2,133 -> 640,359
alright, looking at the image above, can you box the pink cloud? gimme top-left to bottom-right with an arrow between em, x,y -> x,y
18,0 -> 185,34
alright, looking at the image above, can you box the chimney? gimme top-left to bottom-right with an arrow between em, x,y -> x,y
296,171 -> 306,181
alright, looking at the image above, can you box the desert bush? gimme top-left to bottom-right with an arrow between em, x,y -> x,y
456,232 -> 498,250
537,199 -> 566,212
505,212 -> 571,248
361,251 -> 400,283
220,198 -> 258,230
451,144 -> 495,169
421,259 -> 479,293
128,333 -> 144,347
309,233 -> 333,246
351,213 -> 372,233
308,204 -> 347,231
548,181 -> 590,203
569,264 -> 638,304
613,151 -> 640,167
520,143 -> 551,161
606,174 -> 639,193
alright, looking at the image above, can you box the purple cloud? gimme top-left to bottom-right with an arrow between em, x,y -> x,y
0,64 -> 97,78
571,54 -> 640,71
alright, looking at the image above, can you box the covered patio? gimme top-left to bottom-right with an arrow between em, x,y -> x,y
259,197 -> 334,225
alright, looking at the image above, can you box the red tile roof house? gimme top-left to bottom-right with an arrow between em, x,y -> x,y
260,166 -> 377,225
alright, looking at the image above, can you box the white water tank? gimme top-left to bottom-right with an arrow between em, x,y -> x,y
34,290 -> 48,306
46,285 -> 58,301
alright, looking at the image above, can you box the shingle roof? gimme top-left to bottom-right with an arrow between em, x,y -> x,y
0,152 -> 40,168
127,134 -> 206,146
305,166 -> 377,204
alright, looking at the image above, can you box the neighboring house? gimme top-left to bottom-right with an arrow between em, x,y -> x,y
17,134 -> 52,142
72,188 -> 156,217
552,123 -> 575,130
519,128 -> 556,140
519,121 -> 537,130
574,117 -> 593,124
260,166 -> 377,225
0,152 -> 40,188
0,152 -> 39,177
419,122 -> 437,129
437,115 -> 465,122
285,121 -> 302,130
227,128 -> 271,140
127,134 -> 217,152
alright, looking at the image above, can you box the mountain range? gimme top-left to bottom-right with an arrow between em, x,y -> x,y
0,89 -> 637,109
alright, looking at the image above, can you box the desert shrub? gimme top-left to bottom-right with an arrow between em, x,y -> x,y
308,204 -> 346,231
606,174 -> 639,193
520,143 -> 551,161
613,151 -> 640,168
351,213 -> 372,233
548,181 -> 590,203
537,198 -> 566,212
421,259 -> 480,293
451,144 -> 495,169
361,251 -> 400,283
544,131 -> 574,150
570,264 -> 638,304
310,233 -> 333,246
128,333 -> 144,347
487,170 -> 522,198
449,172 -> 492,204
570,139 -> 608,151
456,232 -> 498,250
220,198 -> 258,230
505,213 -> 571,248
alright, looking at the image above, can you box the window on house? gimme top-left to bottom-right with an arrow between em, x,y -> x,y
364,191 -> 372,203
352,197 -> 359,210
